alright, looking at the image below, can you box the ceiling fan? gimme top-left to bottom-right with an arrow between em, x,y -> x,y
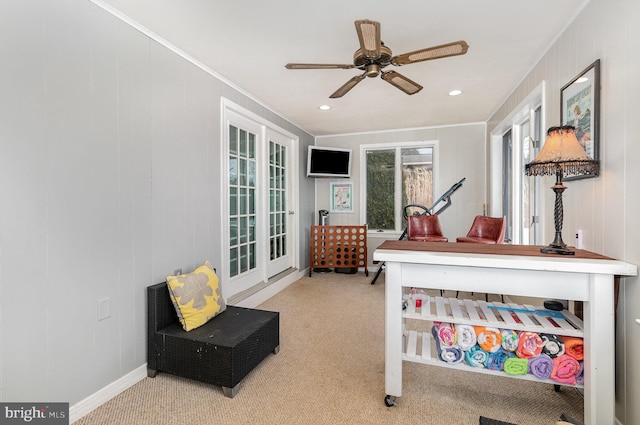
285,19 -> 469,98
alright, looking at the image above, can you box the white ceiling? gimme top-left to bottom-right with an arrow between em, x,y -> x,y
99,0 -> 588,136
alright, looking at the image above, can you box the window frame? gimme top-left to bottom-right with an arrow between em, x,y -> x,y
359,140 -> 439,236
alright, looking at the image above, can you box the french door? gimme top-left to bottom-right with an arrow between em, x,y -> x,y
499,106 -> 541,245
491,82 -> 545,246
223,104 -> 296,297
266,129 -> 294,277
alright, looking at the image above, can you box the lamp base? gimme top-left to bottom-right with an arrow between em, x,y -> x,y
540,244 -> 575,256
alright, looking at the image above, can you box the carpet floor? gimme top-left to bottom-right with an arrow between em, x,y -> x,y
74,271 -> 584,425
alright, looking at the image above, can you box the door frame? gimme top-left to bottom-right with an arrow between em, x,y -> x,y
489,81 -> 545,245
221,98 -> 299,299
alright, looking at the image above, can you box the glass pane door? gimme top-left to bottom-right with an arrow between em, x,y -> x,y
228,124 -> 257,278
267,131 -> 293,277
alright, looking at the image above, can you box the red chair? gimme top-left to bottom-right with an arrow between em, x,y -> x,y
407,215 -> 448,242
456,215 -> 506,244
407,214 -> 448,296
456,215 -> 506,301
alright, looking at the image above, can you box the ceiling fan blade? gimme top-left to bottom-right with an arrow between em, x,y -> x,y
354,19 -> 381,59
391,40 -> 469,66
330,73 -> 367,98
380,71 -> 423,95
285,63 -> 355,70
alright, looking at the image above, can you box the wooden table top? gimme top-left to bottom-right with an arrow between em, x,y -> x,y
376,240 -> 613,261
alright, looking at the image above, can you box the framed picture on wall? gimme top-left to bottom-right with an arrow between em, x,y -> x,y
560,59 -> 600,180
330,181 -> 353,213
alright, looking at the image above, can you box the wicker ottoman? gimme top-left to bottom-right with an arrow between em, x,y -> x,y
147,282 -> 280,397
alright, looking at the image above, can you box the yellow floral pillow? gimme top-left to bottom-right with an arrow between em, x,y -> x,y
166,261 -> 226,331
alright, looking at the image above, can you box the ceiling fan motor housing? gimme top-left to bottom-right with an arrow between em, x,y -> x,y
353,45 -> 392,69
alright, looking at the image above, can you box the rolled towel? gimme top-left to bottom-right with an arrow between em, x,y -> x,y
551,354 -> 580,385
540,333 -> 565,358
465,345 -> 488,368
456,324 -> 477,351
563,336 -> 584,360
516,331 -> 543,358
504,357 -> 529,375
435,322 -> 457,347
475,326 -> 502,353
487,348 -> 512,371
575,361 -> 584,385
528,354 -> 554,379
431,326 -> 464,364
501,329 -> 519,352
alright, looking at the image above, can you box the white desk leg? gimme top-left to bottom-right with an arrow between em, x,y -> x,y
385,262 -> 403,400
584,273 -> 615,425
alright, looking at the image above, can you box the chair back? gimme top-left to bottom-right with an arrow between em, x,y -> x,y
458,215 -> 506,244
407,215 -> 448,242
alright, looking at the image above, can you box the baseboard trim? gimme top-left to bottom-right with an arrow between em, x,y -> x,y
68,270 -> 305,422
233,268 -> 306,308
69,365 -> 147,423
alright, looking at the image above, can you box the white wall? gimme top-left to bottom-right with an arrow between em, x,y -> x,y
0,0 -> 315,409
487,0 -> 640,422
315,123 -> 487,249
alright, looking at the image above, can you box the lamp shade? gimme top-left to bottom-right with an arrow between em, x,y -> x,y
525,125 -> 599,177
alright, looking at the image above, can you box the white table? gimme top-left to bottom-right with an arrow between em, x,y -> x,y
373,241 -> 637,425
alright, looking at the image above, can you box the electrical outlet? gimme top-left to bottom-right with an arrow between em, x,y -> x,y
575,229 -> 584,249
174,268 -> 183,276
98,297 -> 111,321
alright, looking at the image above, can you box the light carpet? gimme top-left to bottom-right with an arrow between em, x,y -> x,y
74,271 -> 583,425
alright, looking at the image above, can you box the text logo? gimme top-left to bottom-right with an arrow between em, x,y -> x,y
0,403 -> 68,424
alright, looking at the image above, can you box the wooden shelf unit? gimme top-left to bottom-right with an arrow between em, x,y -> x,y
402,295 -> 584,388
373,240 -> 637,425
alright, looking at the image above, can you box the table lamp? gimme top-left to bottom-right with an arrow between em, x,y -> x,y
524,125 -> 600,255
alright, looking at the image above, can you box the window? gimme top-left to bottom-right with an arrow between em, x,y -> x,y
362,142 -> 437,233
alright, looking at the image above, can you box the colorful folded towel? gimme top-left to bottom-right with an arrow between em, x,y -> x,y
540,333 -> 565,358
528,354 -> 554,379
456,324 -> 477,351
504,357 -> 528,375
562,336 -> 584,360
487,348 -> 512,371
475,326 -> 502,353
501,329 -> 518,352
516,331 -> 543,358
432,326 -> 464,364
465,345 -> 488,368
576,361 -> 584,385
435,322 -> 457,347
551,354 -> 580,385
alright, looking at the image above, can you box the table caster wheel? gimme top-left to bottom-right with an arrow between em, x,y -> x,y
384,395 -> 397,407
554,384 -> 561,392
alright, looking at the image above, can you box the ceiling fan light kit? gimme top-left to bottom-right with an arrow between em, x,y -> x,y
285,19 -> 469,98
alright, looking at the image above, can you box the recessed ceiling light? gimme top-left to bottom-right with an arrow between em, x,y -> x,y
448,89 -> 463,96
318,105 -> 331,110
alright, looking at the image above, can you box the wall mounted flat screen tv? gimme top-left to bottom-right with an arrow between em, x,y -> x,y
306,146 -> 352,178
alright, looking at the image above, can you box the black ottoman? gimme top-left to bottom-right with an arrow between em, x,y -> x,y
147,282 -> 280,397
